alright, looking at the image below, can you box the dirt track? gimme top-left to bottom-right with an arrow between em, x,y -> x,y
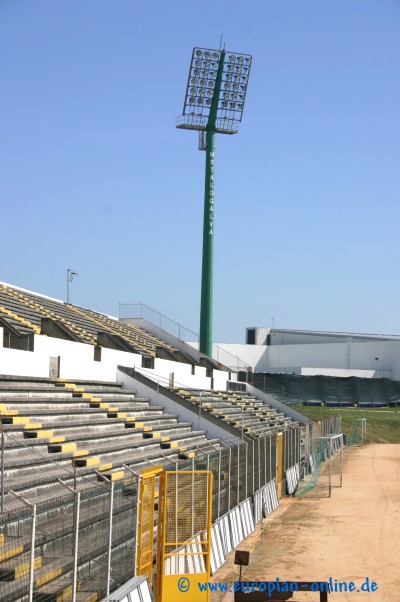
212,444 -> 400,602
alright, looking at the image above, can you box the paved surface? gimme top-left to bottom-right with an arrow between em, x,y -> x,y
211,444 -> 400,602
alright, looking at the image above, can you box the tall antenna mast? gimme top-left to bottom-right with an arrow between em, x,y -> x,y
177,47 -> 252,357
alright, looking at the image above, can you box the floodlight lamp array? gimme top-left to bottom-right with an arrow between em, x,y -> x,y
180,47 -> 252,131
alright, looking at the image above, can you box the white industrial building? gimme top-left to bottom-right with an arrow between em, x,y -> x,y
214,327 -> 400,379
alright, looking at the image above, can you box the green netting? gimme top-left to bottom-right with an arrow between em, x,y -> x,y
294,437 -> 330,497
295,435 -> 343,498
251,373 -> 400,406
347,418 -> 367,445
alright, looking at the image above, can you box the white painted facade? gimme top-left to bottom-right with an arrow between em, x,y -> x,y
215,334 -> 400,379
0,327 -> 235,390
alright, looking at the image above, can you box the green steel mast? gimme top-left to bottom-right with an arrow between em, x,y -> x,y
177,47 -> 252,357
199,50 -> 225,356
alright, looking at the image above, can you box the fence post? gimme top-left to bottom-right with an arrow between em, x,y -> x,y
9,491 -> 36,602
1,429 -> 4,513
57,479 -> 80,602
96,473 -> 115,596
121,464 -> 141,575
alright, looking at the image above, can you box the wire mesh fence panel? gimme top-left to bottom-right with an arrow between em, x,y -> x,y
295,435 -> 343,499
219,448 -> 230,517
157,470 -> 212,598
0,429 -> 142,602
229,444 -> 239,509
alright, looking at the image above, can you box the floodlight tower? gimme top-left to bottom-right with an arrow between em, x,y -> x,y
177,47 -> 252,357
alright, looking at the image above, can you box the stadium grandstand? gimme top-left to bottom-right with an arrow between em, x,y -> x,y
0,280 -> 342,602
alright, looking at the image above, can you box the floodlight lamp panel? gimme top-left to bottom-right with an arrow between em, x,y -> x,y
180,46 -> 252,127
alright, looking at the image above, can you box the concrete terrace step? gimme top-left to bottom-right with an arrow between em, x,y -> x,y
74,431 -> 209,470
0,400 -> 158,412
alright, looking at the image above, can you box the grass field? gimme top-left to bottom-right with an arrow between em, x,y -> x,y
294,405 -> 400,444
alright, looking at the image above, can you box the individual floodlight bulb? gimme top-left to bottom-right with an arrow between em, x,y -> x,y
208,80 -> 215,87
238,56 -> 244,63
206,99 -> 212,105
204,50 -> 211,57
190,78 -> 198,85
207,89 -> 213,96
229,54 -> 235,61
222,101 -> 228,107
189,97 -> 195,104
196,49 -> 202,56
212,51 -> 219,59
190,88 -> 197,95
224,82 -> 230,89
197,97 -> 203,104
194,68 -> 200,75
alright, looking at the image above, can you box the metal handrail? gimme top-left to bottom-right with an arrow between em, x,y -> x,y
118,302 -> 252,371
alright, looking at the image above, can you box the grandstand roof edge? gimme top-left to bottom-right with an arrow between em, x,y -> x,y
0,280 -> 118,321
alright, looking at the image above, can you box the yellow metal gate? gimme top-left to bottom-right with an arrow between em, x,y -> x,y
156,471 -> 212,602
136,465 -> 162,587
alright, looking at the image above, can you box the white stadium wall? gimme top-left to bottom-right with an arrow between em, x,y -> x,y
0,328 -> 233,390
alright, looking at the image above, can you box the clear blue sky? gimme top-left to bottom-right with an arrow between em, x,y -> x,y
1,0 -> 399,342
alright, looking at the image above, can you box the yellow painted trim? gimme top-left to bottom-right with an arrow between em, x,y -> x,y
14,556 -> 42,580
83,592 -> 100,602
0,410 -> 19,416
73,450 -> 89,457
84,456 -> 100,467
10,417 -> 31,425
24,423 -> 42,430
48,436 -> 66,444
35,567 -> 63,587
0,545 -> 24,562
56,443 -> 77,452
104,471 -> 125,482
33,430 -> 54,439
99,463 -> 113,472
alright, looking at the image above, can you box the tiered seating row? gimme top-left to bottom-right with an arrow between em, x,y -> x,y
173,388 -> 298,436
0,377 -> 224,601
0,283 -> 179,359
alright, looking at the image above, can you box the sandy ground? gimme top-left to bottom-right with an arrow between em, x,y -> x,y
211,444 -> 400,602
